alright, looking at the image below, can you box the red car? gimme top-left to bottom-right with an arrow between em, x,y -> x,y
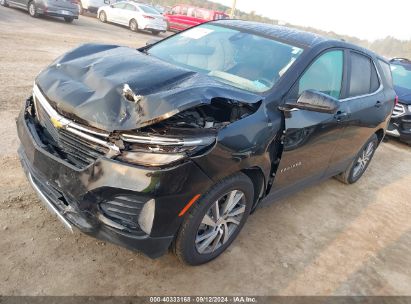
164,4 -> 228,32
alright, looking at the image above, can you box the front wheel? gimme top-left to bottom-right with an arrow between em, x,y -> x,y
151,30 -> 160,36
335,134 -> 378,184
174,173 -> 254,265
98,11 -> 106,22
28,1 -> 38,17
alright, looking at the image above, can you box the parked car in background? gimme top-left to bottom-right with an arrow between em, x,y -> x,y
98,1 -> 167,35
79,0 -> 110,14
0,0 -> 79,22
164,4 -> 228,32
387,58 -> 411,145
17,21 -> 395,266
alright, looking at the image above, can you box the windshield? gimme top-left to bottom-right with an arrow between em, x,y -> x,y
391,63 -> 411,90
148,24 -> 303,93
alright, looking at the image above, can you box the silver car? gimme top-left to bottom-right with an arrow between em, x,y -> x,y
1,0 -> 79,22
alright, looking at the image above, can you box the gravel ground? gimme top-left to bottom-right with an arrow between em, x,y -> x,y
1,6 -> 411,296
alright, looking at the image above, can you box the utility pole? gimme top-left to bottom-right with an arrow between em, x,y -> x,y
230,0 -> 237,19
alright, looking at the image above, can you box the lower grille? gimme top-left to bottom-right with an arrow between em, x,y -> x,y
99,195 -> 146,234
392,103 -> 406,118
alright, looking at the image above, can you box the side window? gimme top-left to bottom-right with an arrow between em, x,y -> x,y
112,2 -> 125,9
379,60 -> 393,89
349,52 -> 380,97
298,50 -> 343,99
125,4 -> 136,11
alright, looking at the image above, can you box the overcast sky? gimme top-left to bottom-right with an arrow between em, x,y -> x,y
211,0 -> 409,41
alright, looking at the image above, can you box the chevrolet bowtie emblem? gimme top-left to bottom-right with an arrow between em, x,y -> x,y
51,117 -> 63,129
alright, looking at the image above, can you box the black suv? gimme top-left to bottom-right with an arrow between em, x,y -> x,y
16,20 -> 396,265
387,58 -> 411,145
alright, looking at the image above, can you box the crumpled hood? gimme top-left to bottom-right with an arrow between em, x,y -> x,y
395,85 -> 411,105
36,43 -> 262,132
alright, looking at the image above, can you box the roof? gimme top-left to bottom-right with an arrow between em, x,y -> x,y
213,19 -> 328,48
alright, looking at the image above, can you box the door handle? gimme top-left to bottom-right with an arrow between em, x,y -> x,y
375,101 -> 382,108
334,111 -> 349,121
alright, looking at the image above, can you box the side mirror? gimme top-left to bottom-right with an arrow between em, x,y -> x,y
285,90 -> 339,114
145,38 -> 161,46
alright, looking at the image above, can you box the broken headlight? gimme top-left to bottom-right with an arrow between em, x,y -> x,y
118,133 -> 216,166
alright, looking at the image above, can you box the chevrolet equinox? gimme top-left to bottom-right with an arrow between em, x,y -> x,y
17,20 -> 396,265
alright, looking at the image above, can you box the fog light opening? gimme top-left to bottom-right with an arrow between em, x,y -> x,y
138,199 -> 155,235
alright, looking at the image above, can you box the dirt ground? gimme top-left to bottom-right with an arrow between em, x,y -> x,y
1,6 -> 411,296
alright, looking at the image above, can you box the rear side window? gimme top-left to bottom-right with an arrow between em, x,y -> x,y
380,60 -> 394,89
298,50 -> 343,99
349,52 -> 380,97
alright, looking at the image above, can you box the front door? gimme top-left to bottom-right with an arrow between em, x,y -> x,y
271,49 -> 348,194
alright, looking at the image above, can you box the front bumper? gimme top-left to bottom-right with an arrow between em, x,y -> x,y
16,106 -> 214,258
387,104 -> 411,144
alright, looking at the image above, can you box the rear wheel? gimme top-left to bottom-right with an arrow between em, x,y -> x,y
64,16 -> 74,23
174,173 -> 254,265
129,19 -> 138,32
98,10 -> 106,22
336,134 -> 378,184
0,0 -> 9,7
28,1 -> 38,17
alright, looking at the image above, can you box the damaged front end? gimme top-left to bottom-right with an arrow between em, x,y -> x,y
16,41 -> 278,258
17,77 -> 265,258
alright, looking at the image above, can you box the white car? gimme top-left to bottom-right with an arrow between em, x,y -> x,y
80,0 -> 111,14
97,1 -> 167,35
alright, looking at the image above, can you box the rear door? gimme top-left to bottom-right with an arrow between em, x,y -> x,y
271,49 -> 347,193
120,3 -> 137,25
326,51 -> 393,175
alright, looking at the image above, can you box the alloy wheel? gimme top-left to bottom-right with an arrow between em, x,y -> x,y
195,190 -> 246,254
352,141 -> 375,178
29,3 -> 35,16
130,20 -> 137,31
99,11 -> 106,22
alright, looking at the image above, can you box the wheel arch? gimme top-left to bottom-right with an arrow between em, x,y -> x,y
241,167 -> 265,210
375,128 -> 385,145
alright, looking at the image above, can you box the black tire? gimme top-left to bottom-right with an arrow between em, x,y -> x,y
151,30 -> 160,36
28,1 -> 38,17
335,134 -> 378,184
129,19 -> 138,32
174,172 -> 254,265
0,0 -> 9,7
64,16 -> 74,23
98,10 -> 106,22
